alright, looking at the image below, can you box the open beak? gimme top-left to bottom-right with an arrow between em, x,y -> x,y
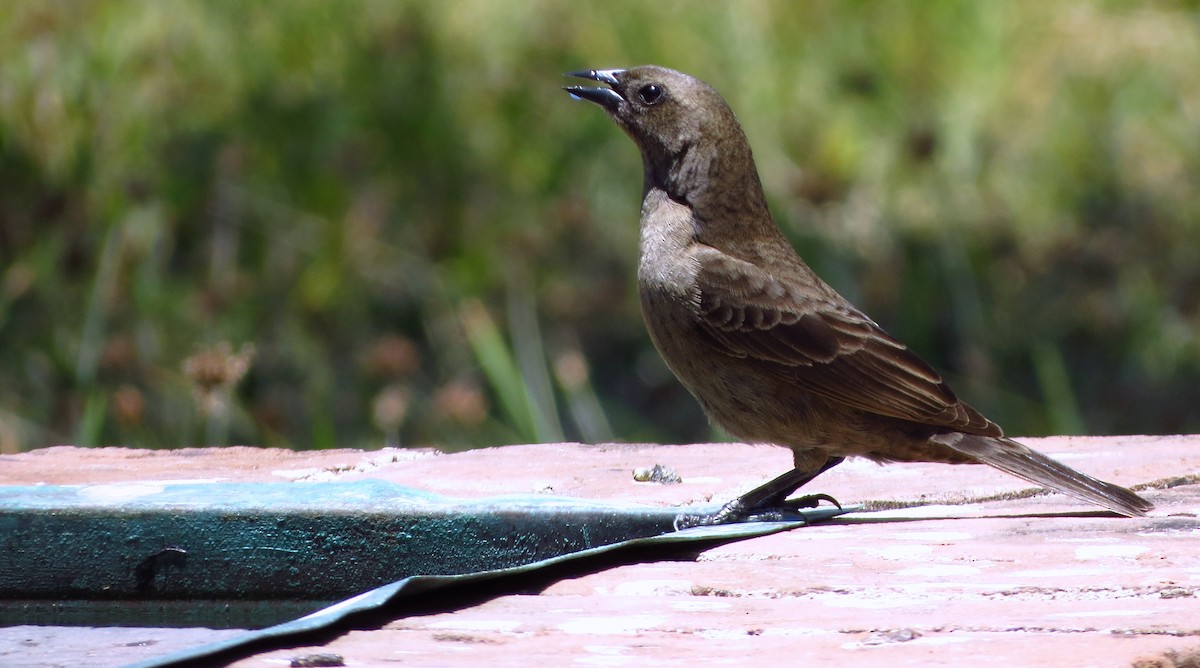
564,69 -> 626,111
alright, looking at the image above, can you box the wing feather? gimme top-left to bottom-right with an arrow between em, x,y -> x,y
694,249 -> 1000,436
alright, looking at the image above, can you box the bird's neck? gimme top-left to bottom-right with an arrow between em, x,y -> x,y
641,131 -> 783,254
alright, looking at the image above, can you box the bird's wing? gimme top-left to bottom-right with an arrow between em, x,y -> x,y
693,249 -> 1002,436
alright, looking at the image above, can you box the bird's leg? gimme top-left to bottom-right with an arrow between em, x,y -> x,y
674,457 -> 844,529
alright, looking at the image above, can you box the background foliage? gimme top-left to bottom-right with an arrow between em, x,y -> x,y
1,1 -> 1198,452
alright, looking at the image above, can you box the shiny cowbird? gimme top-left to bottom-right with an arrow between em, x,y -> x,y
565,66 -> 1151,525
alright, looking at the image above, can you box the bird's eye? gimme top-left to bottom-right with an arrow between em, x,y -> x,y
638,84 -> 664,105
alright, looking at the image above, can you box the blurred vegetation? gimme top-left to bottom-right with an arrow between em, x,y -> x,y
1,1 -> 1198,452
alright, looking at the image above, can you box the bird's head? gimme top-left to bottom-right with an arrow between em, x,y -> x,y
565,65 -> 761,213
566,66 -> 739,158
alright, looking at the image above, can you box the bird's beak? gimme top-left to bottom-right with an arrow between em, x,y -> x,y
564,69 -> 625,111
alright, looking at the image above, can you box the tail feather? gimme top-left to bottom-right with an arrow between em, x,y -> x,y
932,433 -> 1153,517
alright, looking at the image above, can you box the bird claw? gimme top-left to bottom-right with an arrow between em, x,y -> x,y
672,500 -> 746,531
672,493 -> 842,530
782,493 -> 842,511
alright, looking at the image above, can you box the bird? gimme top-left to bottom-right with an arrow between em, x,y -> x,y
564,65 -> 1152,525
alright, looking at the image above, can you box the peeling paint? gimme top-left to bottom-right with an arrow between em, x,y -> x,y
557,615 -> 668,635
1074,545 -> 1150,560
896,565 -> 982,577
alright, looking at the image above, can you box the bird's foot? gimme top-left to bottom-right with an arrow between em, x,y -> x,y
673,493 -> 842,530
782,493 -> 842,511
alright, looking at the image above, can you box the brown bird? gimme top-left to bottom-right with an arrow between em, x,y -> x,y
564,66 -> 1152,525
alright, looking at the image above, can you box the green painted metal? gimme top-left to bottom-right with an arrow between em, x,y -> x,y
0,479 -> 693,626
0,479 -> 854,628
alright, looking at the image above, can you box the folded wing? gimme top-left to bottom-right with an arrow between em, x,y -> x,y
693,248 -> 1001,437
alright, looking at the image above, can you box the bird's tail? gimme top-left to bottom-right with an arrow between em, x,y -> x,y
932,433 -> 1153,517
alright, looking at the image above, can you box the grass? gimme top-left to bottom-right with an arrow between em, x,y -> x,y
1,1 -> 1198,451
